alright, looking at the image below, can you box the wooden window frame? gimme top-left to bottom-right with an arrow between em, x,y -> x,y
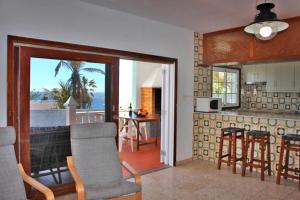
211,66 -> 241,109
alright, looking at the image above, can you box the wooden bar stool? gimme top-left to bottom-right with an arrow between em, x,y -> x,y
217,127 -> 245,174
276,134 -> 300,190
241,130 -> 271,181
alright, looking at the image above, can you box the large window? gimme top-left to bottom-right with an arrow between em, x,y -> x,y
212,67 -> 240,108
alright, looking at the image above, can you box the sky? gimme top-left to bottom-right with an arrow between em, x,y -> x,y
30,57 -> 106,93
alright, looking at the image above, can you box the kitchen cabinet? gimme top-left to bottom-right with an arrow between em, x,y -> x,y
294,61 -> 300,91
265,63 -> 277,92
243,64 -> 256,83
243,64 -> 267,83
265,62 -> 295,92
203,17 -> 300,65
243,61 -> 300,92
275,62 -> 294,92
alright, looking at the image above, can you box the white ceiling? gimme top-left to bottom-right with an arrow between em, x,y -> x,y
81,0 -> 300,33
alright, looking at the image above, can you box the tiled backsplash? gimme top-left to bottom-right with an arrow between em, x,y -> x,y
193,33 -> 211,99
241,83 -> 300,112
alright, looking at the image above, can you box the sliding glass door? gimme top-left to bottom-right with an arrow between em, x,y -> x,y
12,46 -> 119,196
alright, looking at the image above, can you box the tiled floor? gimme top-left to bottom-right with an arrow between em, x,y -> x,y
57,160 -> 300,200
120,137 -> 167,176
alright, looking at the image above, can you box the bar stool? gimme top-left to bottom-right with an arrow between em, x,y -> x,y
241,130 -> 271,181
276,134 -> 300,190
217,127 -> 245,174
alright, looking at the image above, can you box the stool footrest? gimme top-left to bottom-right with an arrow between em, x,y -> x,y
251,159 -> 269,163
284,146 -> 300,151
284,167 -> 300,173
279,173 -> 300,180
221,154 -> 230,158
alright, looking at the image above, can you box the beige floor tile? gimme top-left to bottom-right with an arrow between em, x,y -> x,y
56,160 -> 299,200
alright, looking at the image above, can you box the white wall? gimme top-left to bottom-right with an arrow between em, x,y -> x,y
0,0 -> 194,161
119,60 -> 134,109
135,61 -> 162,108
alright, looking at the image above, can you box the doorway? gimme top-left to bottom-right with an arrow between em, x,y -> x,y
118,60 -> 176,174
8,45 -> 119,197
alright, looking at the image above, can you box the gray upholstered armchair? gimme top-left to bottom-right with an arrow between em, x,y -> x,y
67,123 -> 142,200
0,127 -> 55,200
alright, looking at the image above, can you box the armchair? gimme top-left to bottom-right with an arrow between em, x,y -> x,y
0,126 -> 55,200
68,122 -> 142,200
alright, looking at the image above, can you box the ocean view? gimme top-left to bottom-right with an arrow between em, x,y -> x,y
32,92 -> 105,110
90,92 -> 105,110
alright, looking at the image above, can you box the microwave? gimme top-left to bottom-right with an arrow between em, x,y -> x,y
195,97 -> 222,112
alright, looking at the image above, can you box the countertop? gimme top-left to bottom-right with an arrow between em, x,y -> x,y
195,110 -> 300,120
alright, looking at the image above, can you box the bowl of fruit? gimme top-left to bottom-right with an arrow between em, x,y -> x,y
133,109 -> 148,117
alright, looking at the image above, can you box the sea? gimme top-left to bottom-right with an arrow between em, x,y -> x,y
90,92 -> 105,110
32,92 -> 105,110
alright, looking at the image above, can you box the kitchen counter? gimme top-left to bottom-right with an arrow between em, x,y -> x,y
195,110 -> 300,120
193,110 -> 300,175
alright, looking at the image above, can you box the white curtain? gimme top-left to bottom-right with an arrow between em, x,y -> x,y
160,64 -> 175,166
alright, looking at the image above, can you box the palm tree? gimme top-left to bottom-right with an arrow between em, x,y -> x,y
54,60 -> 104,107
81,76 -> 97,109
43,81 -> 71,109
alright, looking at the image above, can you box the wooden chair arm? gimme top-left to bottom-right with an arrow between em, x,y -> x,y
120,161 -> 142,186
67,156 -> 85,200
119,152 -> 124,161
18,164 -> 55,200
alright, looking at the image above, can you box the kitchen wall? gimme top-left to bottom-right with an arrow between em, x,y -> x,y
193,33 -> 211,99
241,83 -> 300,112
193,112 -> 300,172
0,0 -> 194,161
193,32 -> 209,160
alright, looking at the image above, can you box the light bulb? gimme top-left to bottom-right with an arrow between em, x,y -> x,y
259,26 -> 272,38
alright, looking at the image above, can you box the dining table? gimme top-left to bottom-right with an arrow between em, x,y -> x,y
118,112 -> 160,151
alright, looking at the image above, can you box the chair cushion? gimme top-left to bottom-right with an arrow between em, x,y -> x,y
71,123 -> 116,139
222,127 -> 245,133
71,123 -> 122,186
0,126 -> 16,147
0,143 -> 27,200
85,180 -> 141,200
248,130 -> 270,137
283,134 -> 300,141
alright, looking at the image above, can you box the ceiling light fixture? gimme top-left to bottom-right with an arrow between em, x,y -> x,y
244,2 -> 289,40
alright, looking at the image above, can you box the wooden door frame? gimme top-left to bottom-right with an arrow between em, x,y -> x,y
8,45 -> 119,198
7,35 -> 178,197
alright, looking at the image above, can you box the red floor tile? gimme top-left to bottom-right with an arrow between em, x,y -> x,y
120,137 -> 167,176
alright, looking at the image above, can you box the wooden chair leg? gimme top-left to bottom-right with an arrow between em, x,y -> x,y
242,133 -> 249,177
260,140 -> 265,181
284,142 -> 290,180
250,136 -> 255,172
232,133 -> 237,174
267,135 -> 271,176
136,192 -> 142,200
241,131 -> 245,172
227,135 -> 232,166
217,130 -> 225,170
119,135 -> 124,152
276,138 -> 285,185
130,134 -> 134,152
